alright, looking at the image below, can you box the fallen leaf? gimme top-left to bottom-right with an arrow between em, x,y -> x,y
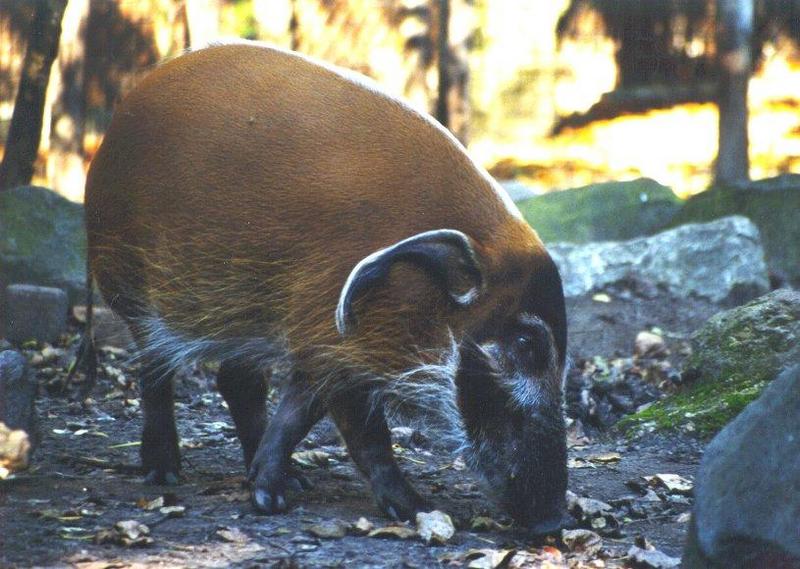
416,510 -> 455,545
94,521 -> 153,547
470,516 -> 507,532
367,525 -> 417,540
137,496 -> 164,511
216,526 -> 250,544
587,452 -> 621,464
465,549 -> 517,569
562,529 -> 602,555
644,473 -> 693,495
292,450 -> 331,469
567,457 -> 594,470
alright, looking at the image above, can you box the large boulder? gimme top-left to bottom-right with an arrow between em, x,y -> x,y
549,216 -> 769,304
0,186 -> 86,305
619,289 -> 800,437
672,174 -> 800,288
682,365 -> 800,569
516,178 -> 682,244
5,284 -> 69,344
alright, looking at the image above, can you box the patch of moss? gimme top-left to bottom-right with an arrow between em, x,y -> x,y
517,178 -> 682,244
618,376 -> 768,438
619,290 -> 800,439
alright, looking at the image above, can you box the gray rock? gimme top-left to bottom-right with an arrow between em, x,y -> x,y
0,186 -> 86,305
684,288 -> 800,387
517,178 -> 682,244
683,365 -> 800,569
549,216 -> 769,304
5,284 -> 69,344
672,174 -> 800,288
0,350 -> 37,452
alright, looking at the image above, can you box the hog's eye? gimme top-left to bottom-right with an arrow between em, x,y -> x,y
513,324 -> 551,371
515,335 -> 532,347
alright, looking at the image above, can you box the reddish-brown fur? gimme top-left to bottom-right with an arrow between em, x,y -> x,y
86,42 -> 549,380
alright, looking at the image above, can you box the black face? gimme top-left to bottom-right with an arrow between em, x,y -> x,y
456,257 -> 569,534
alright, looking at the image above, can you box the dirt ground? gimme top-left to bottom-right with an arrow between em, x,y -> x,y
1,289 -> 718,568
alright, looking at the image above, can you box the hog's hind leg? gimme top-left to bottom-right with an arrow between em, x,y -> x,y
138,358 -> 181,485
248,370 -> 325,514
217,359 -> 269,470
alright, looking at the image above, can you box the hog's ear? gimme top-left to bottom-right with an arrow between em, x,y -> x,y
335,229 -> 484,335
455,339 -> 508,436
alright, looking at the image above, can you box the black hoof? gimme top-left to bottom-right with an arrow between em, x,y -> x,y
252,486 -> 288,514
374,487 -> 431,522
144,469 -> 180,486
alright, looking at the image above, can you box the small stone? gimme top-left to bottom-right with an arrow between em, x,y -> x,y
351,517 -> 374,535
634,331 -> 668,359
627,545 -> 680,568
574,497 -> 613,518
415,510 -> 455,545
306,520 -> 349,539
640,489 -> 663,503
5,285 -> 68,344
158,505 -> 185,517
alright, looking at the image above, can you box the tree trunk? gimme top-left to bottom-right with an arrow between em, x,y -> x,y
47,0 -> 88,201
715,0 -> 753,184
434,0 -> 450,129
0,0 -> 68,192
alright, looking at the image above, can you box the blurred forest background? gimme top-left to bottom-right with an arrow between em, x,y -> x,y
1,0 -> 800,202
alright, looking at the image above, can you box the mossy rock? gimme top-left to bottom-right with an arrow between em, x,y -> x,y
619,289 -> 800,438
0,186 -> 86,304
671,174 -> 800,287
516,178 -> 682,244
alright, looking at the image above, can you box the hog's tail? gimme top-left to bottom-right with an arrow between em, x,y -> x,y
65,255 -> 97,395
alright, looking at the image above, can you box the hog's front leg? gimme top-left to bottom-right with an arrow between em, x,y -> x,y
329,386 -> 431,521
